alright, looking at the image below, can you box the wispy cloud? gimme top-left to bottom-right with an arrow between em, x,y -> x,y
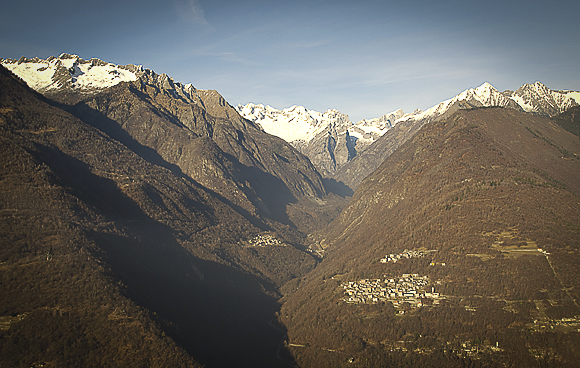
174,0 -> 213,30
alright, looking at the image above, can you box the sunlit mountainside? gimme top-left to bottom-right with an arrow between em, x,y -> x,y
2,54 -> 580,368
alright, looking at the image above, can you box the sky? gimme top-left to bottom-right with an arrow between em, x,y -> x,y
1,0 -> 579,122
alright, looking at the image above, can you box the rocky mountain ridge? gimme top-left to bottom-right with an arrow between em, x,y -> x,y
5,55 -> 578,183
2,54 -> 333,235
332,82 -> 580,190
237,82 -> 579,179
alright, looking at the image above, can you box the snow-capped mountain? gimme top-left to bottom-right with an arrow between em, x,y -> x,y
237,81 -> 580,177
510,81 -> 580,116
236,103 -> 351,143
1,53 -> 207,104
236,103 -> 411,147
236,103 -> 357,175
1,54 -> 141,92
400,81 -> 580,125
236,103 -> 412,175
348,109 -> 407,148
1,54 -> 244,123
333,81 -> 580,190
239,82 -> 580,149
4,54 -> 579,179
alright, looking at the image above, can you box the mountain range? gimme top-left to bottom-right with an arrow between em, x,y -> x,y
238,82 -> 580,187
2,53 -> 580,368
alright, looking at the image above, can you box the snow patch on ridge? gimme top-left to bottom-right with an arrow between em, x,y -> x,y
1,53 -> 139,92
237,103 -> 351,143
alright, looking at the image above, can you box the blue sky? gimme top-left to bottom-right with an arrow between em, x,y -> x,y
1,0 -> 579,122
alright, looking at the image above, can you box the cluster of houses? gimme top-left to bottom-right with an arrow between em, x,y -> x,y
459,340 -> 503,358
528,316 -> 580,333
341,274 -> 443,309
379,249 -> 435,263
246,233 -> 286,247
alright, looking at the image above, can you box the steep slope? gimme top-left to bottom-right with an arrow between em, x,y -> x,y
334,82 -> 579,190
0,67 -> 202,368
3,54 -> 329,238
552,105 -> 580,137
281,107 -> 580,368
0,65 -> 314,367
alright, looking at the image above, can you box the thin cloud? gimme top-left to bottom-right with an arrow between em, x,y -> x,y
175,0 -> 213,30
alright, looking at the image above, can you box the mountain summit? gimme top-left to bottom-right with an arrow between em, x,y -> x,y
1,53 -> 142,92
237,82 -> 579,179
331,81 -> 580,190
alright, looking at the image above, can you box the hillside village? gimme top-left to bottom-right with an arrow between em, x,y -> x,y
341,274 -> 443,310
243,233 -> 287,247
380,249 -> 437,263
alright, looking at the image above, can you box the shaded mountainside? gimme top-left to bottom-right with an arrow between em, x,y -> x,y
45,70 -> 327,233
281,107 -> 580,368
553,105 -> 580,137
2,54 -> 335,239
0,66 -> 316,367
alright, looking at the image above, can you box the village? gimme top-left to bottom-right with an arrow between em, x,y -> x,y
244,233 -> 287,247
527,315 -> 580,333
341,274 -> 443,310
379,339 -> 503,359
380,249 -> 437,263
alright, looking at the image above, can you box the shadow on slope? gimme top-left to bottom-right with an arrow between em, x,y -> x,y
322,178 -> 354,198
61,99 -> 301,230
35,145 -> 297,368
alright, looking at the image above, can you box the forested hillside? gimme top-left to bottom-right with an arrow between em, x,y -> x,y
0,65 -> 313,368
281,107 -> 580,368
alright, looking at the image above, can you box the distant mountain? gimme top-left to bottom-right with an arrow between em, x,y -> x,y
510,82 -> 580,116
281,107 -> 580,368
333,82 -> 580,190
237,103 -> 409,176
238,82 -> 579,182
237,103 -> 354,176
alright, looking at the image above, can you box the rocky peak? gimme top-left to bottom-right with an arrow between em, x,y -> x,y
510,81 -> 579,116
1,53 -> 141,93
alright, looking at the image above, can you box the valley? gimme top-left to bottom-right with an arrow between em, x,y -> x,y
1,55 -> 580,368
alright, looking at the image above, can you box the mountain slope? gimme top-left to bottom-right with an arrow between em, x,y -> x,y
333,82 -> 580,190
0,63 -> 315,367
239,82 -> 580,186
552,105 -> 580,137
281,107 -> 580,368
3,54 -> 330,238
